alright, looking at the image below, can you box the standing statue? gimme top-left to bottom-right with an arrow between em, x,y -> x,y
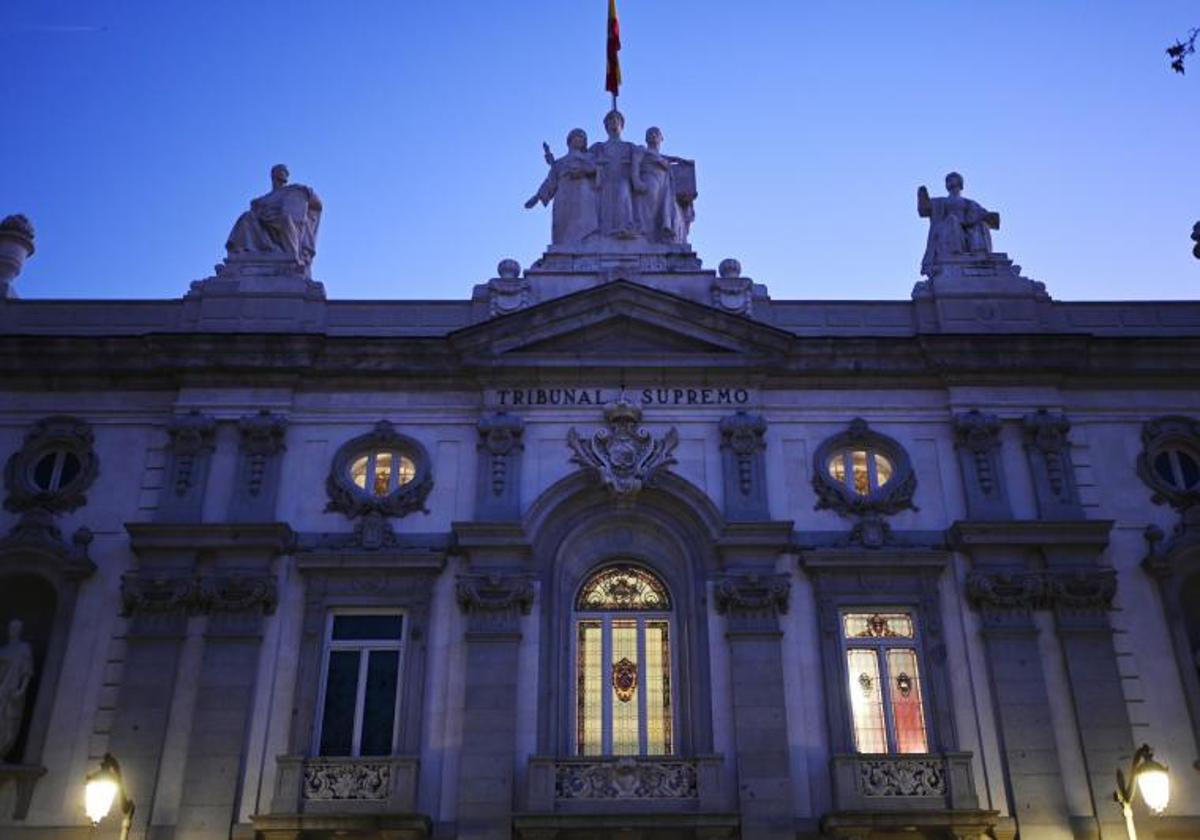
589,110 -> 640,239
917,172 -> 1000,276
524,129 -> 599,245
632,127 -> 690,243
226,164 -> 323,268
0,619 -> 34,760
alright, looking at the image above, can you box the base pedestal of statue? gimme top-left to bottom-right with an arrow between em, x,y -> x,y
182,255 -> 327,331
476,240 -> 770,320
911,252 -> 1053,333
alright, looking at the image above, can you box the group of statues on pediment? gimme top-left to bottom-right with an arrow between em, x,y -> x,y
523,109 -> 697,248
218,123 -> 1007,278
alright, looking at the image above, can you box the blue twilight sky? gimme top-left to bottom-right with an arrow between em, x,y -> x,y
3,1 -> 1198,302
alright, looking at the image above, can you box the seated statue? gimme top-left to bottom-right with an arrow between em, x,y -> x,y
226,164 -> 322,269
524,129 -> 599,245
918,172 -> 1000,277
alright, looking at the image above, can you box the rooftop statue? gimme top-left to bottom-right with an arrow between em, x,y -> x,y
632,127 -> 693,244
590,110 -> 641,239
0,618 -> 34,759
524,129 -> 599,245
918,172 -> 1000,277
226,164 -> 323,272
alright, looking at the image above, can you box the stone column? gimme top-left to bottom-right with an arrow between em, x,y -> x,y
714,571 -> 795,840
174,568 -> 278,840
454,572 -> 534,840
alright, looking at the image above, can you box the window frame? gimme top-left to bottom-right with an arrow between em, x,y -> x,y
570,564 -> 678,757
838,608 -> 931,755
312,608 -> 407,758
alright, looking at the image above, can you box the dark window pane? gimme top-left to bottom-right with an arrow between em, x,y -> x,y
332,614 -> 403,641
1181,452 -> 1200,489
360,650 -> 399,756
1155,452 -> 1176,485
318,651 -> 360,756
58,452 -> 81,487
33,453 -> 56,490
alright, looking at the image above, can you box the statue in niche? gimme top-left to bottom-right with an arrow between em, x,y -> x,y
589,110 -> 640,239
524,129 -> 599,245
0,619 -> 34,760
632,127 -> 693,244
917,171 -> 1000,276
226,164 -> 323,268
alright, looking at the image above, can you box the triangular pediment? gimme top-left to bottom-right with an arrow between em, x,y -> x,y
449,281 -> 794,365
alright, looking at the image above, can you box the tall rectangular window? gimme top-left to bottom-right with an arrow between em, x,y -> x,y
316,612 -> 405,757
841,610 -> 929,754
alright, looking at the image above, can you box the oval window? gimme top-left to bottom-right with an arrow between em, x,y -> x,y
1153,446 -> 1200,491
827,448 -> 894,496
30,449 -> 83,492
350,450 -> 417,498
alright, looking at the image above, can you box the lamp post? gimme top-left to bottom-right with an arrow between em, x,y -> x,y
84,753 -> 135,840
1114,744 -> 1170,840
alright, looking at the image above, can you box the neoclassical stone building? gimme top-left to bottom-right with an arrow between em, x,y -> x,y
2,147 -> 1200,840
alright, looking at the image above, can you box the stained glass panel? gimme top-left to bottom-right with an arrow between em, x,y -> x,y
611,620 -> 639,755
374,451 -> 393,496
887,648 -> 928,753
576,621 -> 602,755
577,565 -> 670,611
847,649 -> 887,753
843,612 -> 914,639
645,621 -> 671,754
827,448 -> 894,495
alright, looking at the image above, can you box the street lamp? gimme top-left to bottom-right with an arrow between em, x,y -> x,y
84,753 -> 135,840
1114,744 -> 1170,840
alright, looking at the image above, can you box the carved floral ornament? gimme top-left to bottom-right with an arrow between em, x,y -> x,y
567,396 -> 679,500
3,416 -> 99,515
325,421 -> 433,519
555,759 -> 698,800
1137,416 -> 1200,510
120,571 -> 278,616
965,568 -> 1117,612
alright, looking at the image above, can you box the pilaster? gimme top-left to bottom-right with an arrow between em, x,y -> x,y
454,573 -> 535,840
1022,410 -> 1084,520
229,411 -> 287,522
157,411 -> 217,523
715,572 -> 795,840
953,411 -> 1011,521
474,412 -> 525,520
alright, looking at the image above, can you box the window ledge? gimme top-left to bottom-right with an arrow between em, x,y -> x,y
525,754 -> 729,813
270,754 -> 419,815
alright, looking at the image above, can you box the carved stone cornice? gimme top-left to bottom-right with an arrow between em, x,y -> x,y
948,519 -> 1113,550
966,568 -> 1117,613
567,396 -> 678,501
121,570 -> 278,616
125,522 -> 295,555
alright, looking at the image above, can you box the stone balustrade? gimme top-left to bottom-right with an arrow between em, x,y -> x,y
525,755 -> 727,813
271,755 -> 420,815
830,752 -> 979,812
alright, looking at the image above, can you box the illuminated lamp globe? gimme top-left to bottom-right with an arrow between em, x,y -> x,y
1136,757 -> 1171,814
84,770 -> 118,824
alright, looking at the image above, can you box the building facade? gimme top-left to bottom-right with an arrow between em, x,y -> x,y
2,154 -> 1200,840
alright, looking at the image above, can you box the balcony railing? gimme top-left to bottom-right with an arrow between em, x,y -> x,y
271,755 -> 419,814
525,755 -> 727,812
830,752 -> 979,812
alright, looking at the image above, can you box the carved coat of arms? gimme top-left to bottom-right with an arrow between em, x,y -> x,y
567,397 -> 679,500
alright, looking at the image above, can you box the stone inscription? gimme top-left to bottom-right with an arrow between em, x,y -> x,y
492,387 -> 751,408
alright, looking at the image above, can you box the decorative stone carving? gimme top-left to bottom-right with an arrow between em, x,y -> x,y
711,258 -> 753,316
476,412 -> 524,519
229,410 -> 288,521
632,127 -> 692,244
918,172 -> 1000,277
1193,221 -> 1200,260
325,421 -> 434,521
555,758 -> 698,800
0,619 -> 34,759
966,569 -> 1116,613
1137,416 -> 1200,511
0,214 -> 35,297
719,410 -> 768,520
4,415 -> 99,515
487,259 -> 530,317
165,411 -> 216,499
199,572 -> 278,614
456,573 -> 535,634
589,110 -> 641,240
953,410 -> 1011,520
858,757 -> 946,797
303,759 -> 391,801
714,573 -> 790,633
1022,409 -> 1083,518
120,572 -> 196,616
525,130 -> 598,245
812,418 -> 917,520
567,396 -> 678,500
121,571 -> 277,616
224,164 -> 322,277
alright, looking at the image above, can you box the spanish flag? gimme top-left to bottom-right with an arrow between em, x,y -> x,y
605,0 -> 621,96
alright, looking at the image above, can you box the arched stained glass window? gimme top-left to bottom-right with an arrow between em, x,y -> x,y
574,565 -> 673,756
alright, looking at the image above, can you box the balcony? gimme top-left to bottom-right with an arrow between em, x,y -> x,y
516,755 -> 737,839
